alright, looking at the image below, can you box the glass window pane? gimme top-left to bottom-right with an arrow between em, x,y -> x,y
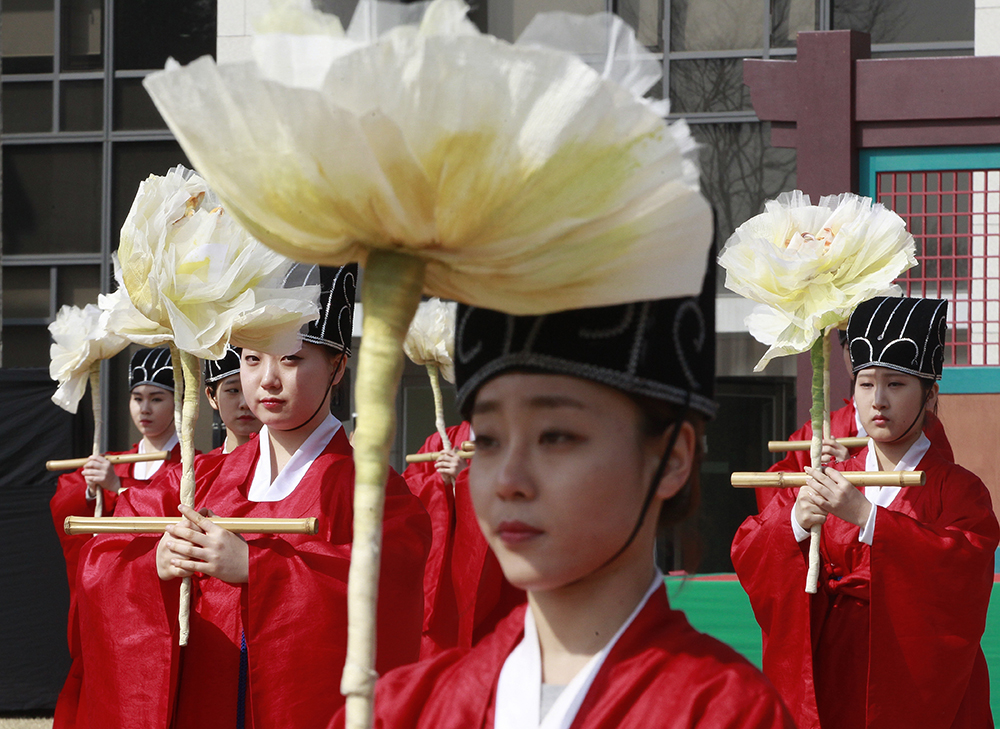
3,267 -> 51,319
61,0 -> 104,71
689,122 -> 797,290
57,265 -> 103,309
2,326 -> 53,368
3,82 -> 53,134
670,0 -> 764,52
112,141 -> 191,237
61,80 -> 104,132
771,0 -> 816,49
2,0 -> 55,74
669,58 -> 753,114
833,0 -> 973,44
114,0 -> 217,70
3,144 -> 103,255
614,0 -> 662,51
113,77 -> 168,131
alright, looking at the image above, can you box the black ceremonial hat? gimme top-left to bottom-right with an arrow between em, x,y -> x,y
284,263 -> 357,356
848,296 -> 948,380
129,347 -> 174,392
204,344 -> 242,385
454,260 -> 717,419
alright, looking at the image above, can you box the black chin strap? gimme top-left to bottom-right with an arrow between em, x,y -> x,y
886,386 -> 932,444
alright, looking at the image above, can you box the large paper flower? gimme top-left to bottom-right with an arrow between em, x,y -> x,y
49,304 -> 129,413
142,2 -> 713,723
143,0 -> 710,315
403,298 -> 456,384
116,165 -> 319,359
719,191 -> 917,371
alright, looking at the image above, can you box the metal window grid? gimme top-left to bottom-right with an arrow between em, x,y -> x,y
876,169 -> 1000,367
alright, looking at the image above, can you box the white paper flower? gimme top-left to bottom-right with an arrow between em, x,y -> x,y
143,0 -> 712,315
49,304 -> 129,413
403,298 -> 456,383
719,191 -> 917,371
115,166 -> 319,359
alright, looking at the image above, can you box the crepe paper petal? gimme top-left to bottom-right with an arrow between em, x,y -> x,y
143,0 -> 712,316
116,166 -> 320,360
719,191 -> 916,372
49,304 -> 130,413
403,298 -> 456,384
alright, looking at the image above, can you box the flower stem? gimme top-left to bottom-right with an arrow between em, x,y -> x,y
426,363 -> 452,451
89,363 -> 103,518
342,250 -> 426,729
178,350 -> 201,646
805,335 -> 827,594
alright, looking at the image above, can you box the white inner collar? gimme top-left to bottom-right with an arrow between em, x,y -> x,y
134,433 -> 179,481
494,572 -> 663,729
248,414 -> 342,502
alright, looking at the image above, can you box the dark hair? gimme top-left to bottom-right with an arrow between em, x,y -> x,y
919,377 -> 938,416
630,394 -> 706,534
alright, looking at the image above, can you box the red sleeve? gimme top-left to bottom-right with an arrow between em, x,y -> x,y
731,490 -> 821,729
866,459 -> 997,727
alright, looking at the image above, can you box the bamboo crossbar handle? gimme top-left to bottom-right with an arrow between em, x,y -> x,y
461,441 -> 475,452
404,450 -> 474,464
65,516 -> 319,535
768,437 -> 869,453
732,471 -> 926,488
46,451 -> 171,472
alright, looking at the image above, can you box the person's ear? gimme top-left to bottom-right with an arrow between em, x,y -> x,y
330,353 -> 348,387
650,420 -> 697,501
205,386 -> 220,411
925,382 -> 939,412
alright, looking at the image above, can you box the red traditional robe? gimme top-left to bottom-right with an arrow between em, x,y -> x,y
51,442 -> 185,729
72,429 -> 431,729
761,401 -> 953,511
403,422 -> 525,659
732,446 -> 998,729
329,586 -> 794,729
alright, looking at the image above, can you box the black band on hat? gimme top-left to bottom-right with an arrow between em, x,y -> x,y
454,286 -> 717,419
204,345 -> 242,385
130,347 -> 174,392
284,263 -> 357,356
848,297 -> 948,380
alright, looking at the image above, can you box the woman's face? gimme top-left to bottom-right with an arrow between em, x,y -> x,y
129,385 -> 175,443
240,342 -> 343,431
854,366 -> 935,445
468,373 -> 683,593
207,373 -> 261,440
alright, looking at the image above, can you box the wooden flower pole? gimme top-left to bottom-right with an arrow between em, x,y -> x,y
343,251 -> 424,727
805,334 -> 828,593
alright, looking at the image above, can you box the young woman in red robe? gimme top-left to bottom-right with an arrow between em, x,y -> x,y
333,267 -> 794,728
203,344 -> 261,456
72,265 -> 431,729
733,296 -> 999,729
51,346 -> 183,729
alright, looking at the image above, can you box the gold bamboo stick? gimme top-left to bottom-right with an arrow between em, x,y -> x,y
461,441 -> 475,452
47,451 -> 171,472
732,471 -> 926,488
768,436 -> 869,453
404,450 -> 474,464
65,516 -> 319,535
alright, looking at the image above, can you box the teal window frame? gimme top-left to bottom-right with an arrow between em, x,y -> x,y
859,146 -> 1000,394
